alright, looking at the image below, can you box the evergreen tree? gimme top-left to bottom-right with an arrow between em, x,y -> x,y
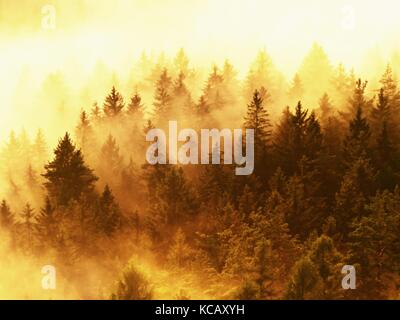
103,86 -> 125,117
298,43 -> 333,105
343,106 -> 371,166
341,78 -> 373,121
174,48 -> 189,75
43,133 -> 98,206
244,89 -> 272,146
335,158 -> 375,234
91,101 -> 101,120
286,235 -> 344,299
32,129 -> 48,167
127,92 -> 145,119
112,263 -> 153,300
99,134 -> 123,182
75,110 -> 93,153
196,95 -> 210,119
274,102 -> 322,175
35,196 -> 59,249
96,185 -> 122,236
318,93 -> 334,124
245,49 -> 286,103
349,189 -> 400,298
167,228 -> 193,268
19,203 -> 35,254
0,200 -> 14,229
203,66 -> 226,111
331,63 -> 354,108
153,68 -> 172,122
146,166 -> 197,240
288,73 -> 304,103
374,121 -> 399,190
285,256 -> 322,299
244,89 -> 272,178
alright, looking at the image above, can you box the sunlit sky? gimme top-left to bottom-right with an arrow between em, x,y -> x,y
0,0 -> 400,136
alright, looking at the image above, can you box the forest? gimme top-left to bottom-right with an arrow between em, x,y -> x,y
1,43 -> 400,300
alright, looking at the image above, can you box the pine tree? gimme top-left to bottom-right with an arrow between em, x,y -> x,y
75,110 -> 93,153
349,189 -> 400,298
370,88 -> 390,138
286,235 -> 344,299
0,199 -> 14,229
26,164 -> 40,191
245,49 -> 285,102
341,78 -> 373,121
173,72 -> 188,97
35,196 -> 58,249
112,263 -> 153,300
318,93 -> 334,124
174,48 -> 189,75
288,73 -> 304,103
103,86 -> 125,117
331,63 -> 354,108
99,134 -> 123,181
91,101 -> 101,120
298,43 -> 333,105
96,185 -> 122,236
19,203 -> 35,254
167,228 -> 193,268
203,66 -> 226,111
32,129 -> 48,167
196,95 -> 210,118
285,256 -> 322,299
343,106 -> 371,166
43,133 -> 98,207
335,158 -> 375,234
146,166 -> 197,240
244,89 -> 272,146
153,68 -> 172,122
374,121 -> 398,190
380,64 -> 400,109
274,102 -> 319,175
127,92 -> 145,119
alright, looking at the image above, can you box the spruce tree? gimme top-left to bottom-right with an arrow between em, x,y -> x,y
35,196 -> 58,249
20,203 -> 35,254
0,200 -> 14,229
288,73 -> 304,103
153,68 -> 172,122
343,106 -> 371,166
374,121 -> 398,190
43,133 -> 98,206
96,185 -> 122,236
75,110 -> 92,153
103,86 -> 125,117
244,89 -> 272,146
127,92 -> 145,119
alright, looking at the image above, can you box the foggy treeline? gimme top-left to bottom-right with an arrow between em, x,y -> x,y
1,44 -> 400,299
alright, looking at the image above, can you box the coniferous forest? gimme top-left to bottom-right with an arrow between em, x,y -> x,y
1,46 -> 400,300
2,0 -> 400,300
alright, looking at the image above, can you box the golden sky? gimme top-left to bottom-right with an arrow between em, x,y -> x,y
0,0 -> 399,137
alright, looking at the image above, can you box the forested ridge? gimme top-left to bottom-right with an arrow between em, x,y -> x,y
1,45 -> 400,299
